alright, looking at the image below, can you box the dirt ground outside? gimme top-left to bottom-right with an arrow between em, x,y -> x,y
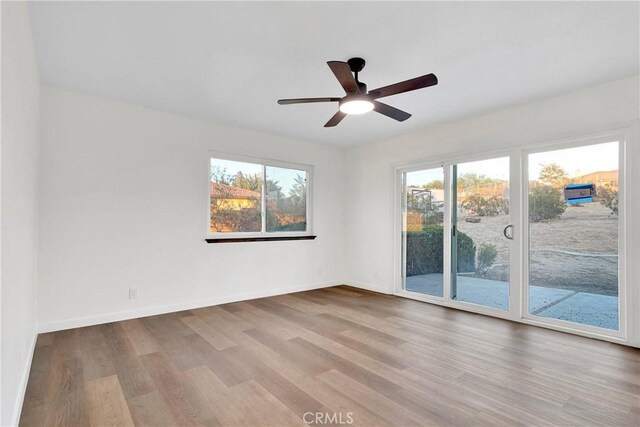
457,202 -> 618,296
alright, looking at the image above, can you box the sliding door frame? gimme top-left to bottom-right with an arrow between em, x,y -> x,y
393,126 -> 634,345
521,133 -> 627,340
395,148 -> 519,322
397,161 -> 451,304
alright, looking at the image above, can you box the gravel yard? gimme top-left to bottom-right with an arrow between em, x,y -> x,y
458,202 -> 618,296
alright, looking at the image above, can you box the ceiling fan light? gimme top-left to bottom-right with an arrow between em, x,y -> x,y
339,99 -> 374,115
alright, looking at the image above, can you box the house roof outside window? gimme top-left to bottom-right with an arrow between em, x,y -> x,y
210,182 -> 261,199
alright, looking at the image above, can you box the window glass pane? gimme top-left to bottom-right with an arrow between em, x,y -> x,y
265,166 -> 307,232
210,158 -> 262,233
452,157 -> 510,310
403,167 -> 445,297
528,141 -> 619,330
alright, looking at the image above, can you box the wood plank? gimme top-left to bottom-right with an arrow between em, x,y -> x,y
76,325 -> 117,381
126,390 -> 178,427
253,364 -> 329,417
317,369 -> 424,426
101,323 -> 155,399
231,307 -> 304,340
121,319 -> 160,356
270,294 -> 330,315
19,345 -> 53,427
290,336 -> 402,395
45,358 -> 89,427
323,287 -> 366,297
22,344 -> 53,409
36,332 -> 55,347
140,351 -> 211,426
244,328 -> 333,376
180,315 -> 237,351
185,365 -> 305,426
85,375 -> 135,427
224,380 -> 304,426
263,356 -> 390,426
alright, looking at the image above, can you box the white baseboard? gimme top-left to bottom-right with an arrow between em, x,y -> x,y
11,331 -> 37,427
38,281 -> 340,333
344,281 -> 393,295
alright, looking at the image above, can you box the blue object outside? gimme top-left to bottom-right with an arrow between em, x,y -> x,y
564,183 -> 595,203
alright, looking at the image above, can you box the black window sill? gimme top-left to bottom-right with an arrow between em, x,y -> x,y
206,235 -> 317,244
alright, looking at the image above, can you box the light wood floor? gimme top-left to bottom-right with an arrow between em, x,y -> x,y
20,286 -> 640,426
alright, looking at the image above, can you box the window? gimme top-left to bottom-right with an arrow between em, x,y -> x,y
209,155 -> 311,237
402,167 -> 445,297
265,165 -> 308,232
527,141 -> 620,330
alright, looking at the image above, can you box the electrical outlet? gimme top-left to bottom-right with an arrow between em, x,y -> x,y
129,288 -> 138,299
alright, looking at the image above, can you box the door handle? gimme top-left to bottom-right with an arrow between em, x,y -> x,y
503,224 -> 514,240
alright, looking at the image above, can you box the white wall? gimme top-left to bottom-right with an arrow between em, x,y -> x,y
1,2 -> 40,425
37,87 -> 346,331
344,75 -> 640,344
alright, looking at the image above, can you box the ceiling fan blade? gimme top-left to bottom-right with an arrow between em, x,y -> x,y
324,110 -> 347,127
368,73 -> 438,99
278,97 -> 340,105
327,61 -> 359,95
373,101 -> 412,122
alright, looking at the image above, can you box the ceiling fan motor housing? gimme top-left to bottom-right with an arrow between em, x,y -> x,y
347,57 -> 366,73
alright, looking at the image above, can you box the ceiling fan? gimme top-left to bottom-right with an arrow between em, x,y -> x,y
277,57 -> 438,127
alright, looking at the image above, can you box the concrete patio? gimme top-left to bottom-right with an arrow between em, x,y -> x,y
405,274 -> 618,330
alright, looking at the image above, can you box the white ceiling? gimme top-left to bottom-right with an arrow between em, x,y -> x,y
29,1 -> 639,147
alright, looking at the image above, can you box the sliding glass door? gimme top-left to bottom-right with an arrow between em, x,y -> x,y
400,135 -> 624,338
451,157 -> 511,310
402,167 -> 445,297
526,141 -> 620,330
401,156 -> 513,308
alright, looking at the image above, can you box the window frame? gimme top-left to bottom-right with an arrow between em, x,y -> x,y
521,136 -> 626,337
207,151 -> 313,239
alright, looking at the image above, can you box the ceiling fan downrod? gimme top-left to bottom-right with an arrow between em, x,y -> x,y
347,57 -> 367,92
